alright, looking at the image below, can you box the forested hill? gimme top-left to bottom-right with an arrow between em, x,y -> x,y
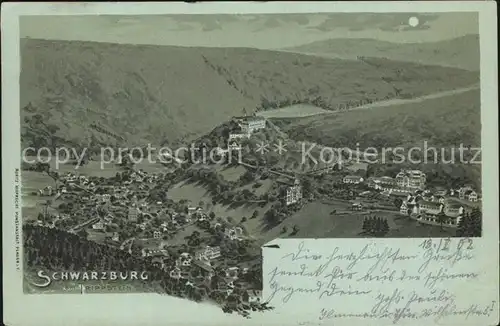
21,38 -> 478,150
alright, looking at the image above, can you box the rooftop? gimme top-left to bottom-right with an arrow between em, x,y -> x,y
344,175 -> 363,180
397,170 -> 425,177
391,191 -> 410,197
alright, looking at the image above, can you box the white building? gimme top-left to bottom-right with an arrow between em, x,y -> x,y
400,201 -> 409,215
142,248 -> 169,258
351,202 -> 363,211
128,207 -> 138,221
225,227 -> 244,240
458,186 -> 474,200
406,200 -> 465,228
195,246 -> 221,261
226,266 -> 240,279
417,201 -> 444,215
177,252 -> 193,267
343,175 -> 364,184
228,140 -> 242,151
286,179 -> 302,206
92,221 -> 105,230
465,190 -> 478,202
246,290 -> 262,304
367,176 -> 396,191
234,116 -> 266,134
170,267 -> 181,279
38,186 -> 54,196
395,170 -> 426,190
228,133 -> 250,141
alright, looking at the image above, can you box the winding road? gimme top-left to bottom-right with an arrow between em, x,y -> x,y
339,84 -> 479,112
258,84 -> 480,119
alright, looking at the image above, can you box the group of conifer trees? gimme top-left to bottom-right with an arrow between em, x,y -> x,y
362,216 -> 390,237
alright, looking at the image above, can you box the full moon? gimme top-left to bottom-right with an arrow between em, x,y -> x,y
408,16 -> 419,27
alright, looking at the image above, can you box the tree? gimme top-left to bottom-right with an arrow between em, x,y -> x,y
456,208 -> 482,237
362,217 -> 369,234
251,210 -> 259,219
366,216 -> 376,234
381,219 -> 389,235
374,217 -> 382,234
77,229 -> 88,239
362,216 -> 389,237
152,217 -> 162,228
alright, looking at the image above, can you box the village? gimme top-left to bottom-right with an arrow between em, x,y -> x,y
28,165 -> 266,306
24,114 -> 482,306
344,169 -> 481,229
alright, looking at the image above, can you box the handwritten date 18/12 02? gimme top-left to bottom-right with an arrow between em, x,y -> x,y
419,238 -> 473,251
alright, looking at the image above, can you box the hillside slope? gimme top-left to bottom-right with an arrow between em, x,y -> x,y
20,39 -> 257,149
21,38 -> 479,149
281,88 -> 481,149
281,35 -> 480,71
277,89 -> 481,187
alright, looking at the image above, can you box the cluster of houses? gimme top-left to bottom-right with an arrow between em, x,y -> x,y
132,234 -> 260,301
33,212 -> 71,228
399,191 -> 468,227
165,244 -> 260,301
38,185 -> 55,196
54,167 -> 255,247
454,185 -> 479,202
127,204 -> 211,240
340,169 -> 480,228
342,169 -> 427,194
38,173 -> 94,196
32,156 -> 264,305
60,168 -> 262,301
352,169 -> 427,193
54,170 -> 173,234
343,169 -> 480,203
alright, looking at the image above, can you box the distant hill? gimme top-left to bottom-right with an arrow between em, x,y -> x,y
21,38 -> 479,150
281,35 -> 480,71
